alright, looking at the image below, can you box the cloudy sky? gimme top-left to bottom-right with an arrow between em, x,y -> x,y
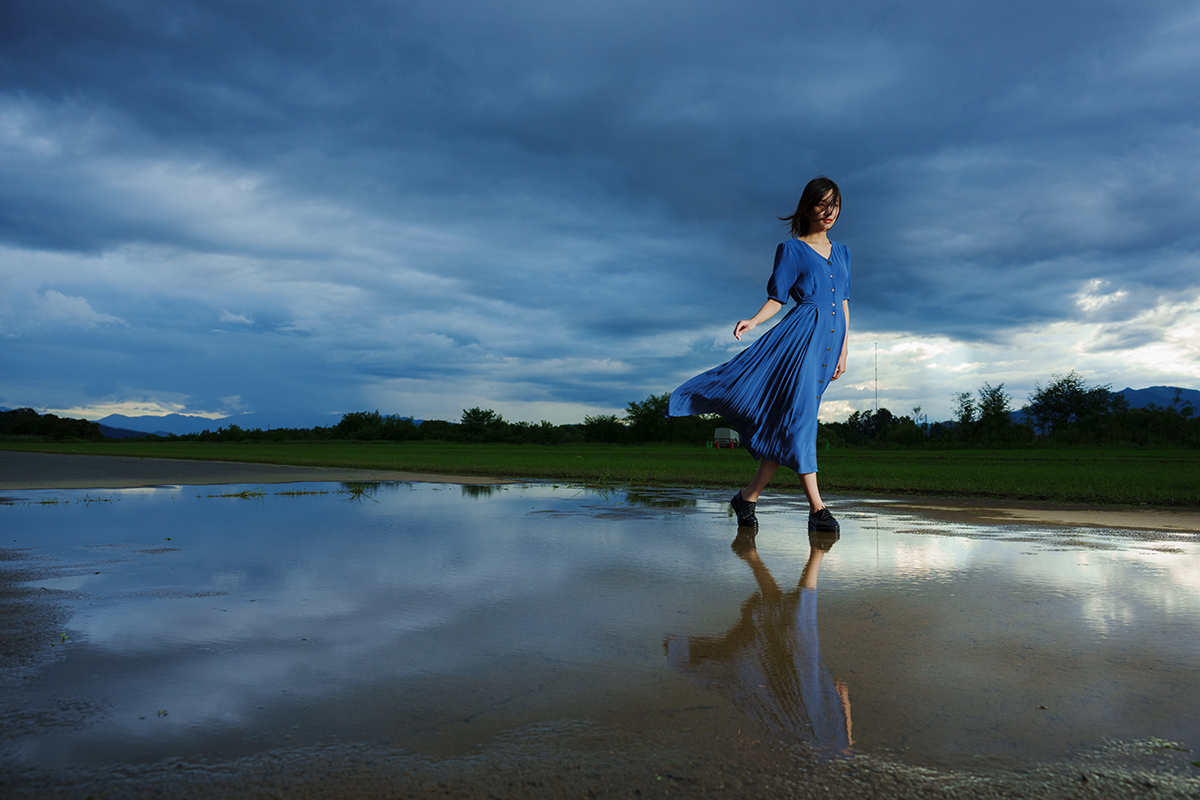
3,0 -> 1198,426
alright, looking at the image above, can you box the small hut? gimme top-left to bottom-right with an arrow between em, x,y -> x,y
713,427 -> 741,448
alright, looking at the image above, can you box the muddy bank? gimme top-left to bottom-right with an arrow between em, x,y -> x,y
0,551 -> 107,766
0,450 -> 513,491
862,496 -> 1200,533
5,723 -> 1199,799
0,552 -> 77,684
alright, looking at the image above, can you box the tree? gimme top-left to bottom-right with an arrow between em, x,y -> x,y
583,414 -> 626,443
624,393 -> 671,442
380,414 -> 420,440
336,410 -> 384,440
1022,371 -> 1124,438
1170,389 -> 1196,419
0,408 -> 104,441
952,391 -> 976,441
976,383 -> 1012,443
418,420 -> 457,440
845,408 -> 895,441
460,407 -> 504,441
887,413 -> 924,446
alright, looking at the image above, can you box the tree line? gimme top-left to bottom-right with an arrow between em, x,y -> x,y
825,371 -> 1198,448
4,371 -> 1196,447
0,408 -> 105,441
169,394 -> 729,445
0,395 -> 732,445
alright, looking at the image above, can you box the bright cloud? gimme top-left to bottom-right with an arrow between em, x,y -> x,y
43,399 -> 224,420
219,310 -> 254,325
36,290 -> 128,327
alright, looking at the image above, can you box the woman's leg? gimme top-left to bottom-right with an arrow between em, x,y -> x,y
740,459 -> 779,502
799,472 -> 826,513
744,464 -> 827,511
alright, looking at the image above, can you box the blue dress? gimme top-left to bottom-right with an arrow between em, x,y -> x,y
667,239 -> 851,474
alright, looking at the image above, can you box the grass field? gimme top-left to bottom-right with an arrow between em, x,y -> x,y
4,440 -> 1198,506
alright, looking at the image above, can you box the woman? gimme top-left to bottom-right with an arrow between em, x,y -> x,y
667,176 -> 850,532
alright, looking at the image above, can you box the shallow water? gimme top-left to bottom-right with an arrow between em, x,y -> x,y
3,482 -> 1198,774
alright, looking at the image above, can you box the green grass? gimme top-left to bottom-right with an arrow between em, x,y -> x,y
4,440 -> 1199,506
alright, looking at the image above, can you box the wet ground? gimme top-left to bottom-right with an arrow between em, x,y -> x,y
2,480 -> 1199,798
0,449 -> 512,489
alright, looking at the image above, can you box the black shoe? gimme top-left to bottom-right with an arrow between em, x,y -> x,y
808,507 -> 839,533
730,492 -> 758,527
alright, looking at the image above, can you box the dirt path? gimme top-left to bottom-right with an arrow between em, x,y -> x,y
0,450 -> 513,491
868,496 -> 1200,533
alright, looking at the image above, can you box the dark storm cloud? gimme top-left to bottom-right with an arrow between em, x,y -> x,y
2,0 -> 1198,419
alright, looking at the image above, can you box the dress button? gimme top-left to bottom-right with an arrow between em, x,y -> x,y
822,363 -> 827,367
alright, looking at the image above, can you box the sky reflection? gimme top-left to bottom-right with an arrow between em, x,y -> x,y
2,483 -> 1198,772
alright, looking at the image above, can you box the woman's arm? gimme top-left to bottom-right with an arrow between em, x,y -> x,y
832,299 -> 849,380
734,299 -> 784,341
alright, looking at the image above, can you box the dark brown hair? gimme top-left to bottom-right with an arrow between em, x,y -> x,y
779,176 -> 841,238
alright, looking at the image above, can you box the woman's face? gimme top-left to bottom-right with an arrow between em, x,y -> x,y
805,191 -> 840,233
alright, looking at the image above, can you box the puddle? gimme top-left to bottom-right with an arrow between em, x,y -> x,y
2,482 -> 1198,777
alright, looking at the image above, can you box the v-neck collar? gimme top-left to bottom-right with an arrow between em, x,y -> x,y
798,239 -> 834,261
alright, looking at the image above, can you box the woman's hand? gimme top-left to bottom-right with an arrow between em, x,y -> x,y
831,299 -> 849,380
734,300 -> 784,341
832,351 -> 847,380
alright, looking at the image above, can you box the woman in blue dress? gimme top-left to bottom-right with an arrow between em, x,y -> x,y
667,176 -> 849,532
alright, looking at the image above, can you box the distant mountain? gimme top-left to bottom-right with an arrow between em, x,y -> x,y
1000,385 -> 1196,423
1118,386 -> 1200,410
97,413 -> 225,436
97,411 -> 343,436
98,424 -> 155,439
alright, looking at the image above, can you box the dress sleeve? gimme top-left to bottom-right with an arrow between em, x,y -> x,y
767,242 -> 799,305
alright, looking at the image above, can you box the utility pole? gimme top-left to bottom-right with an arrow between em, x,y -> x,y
874,342 -> 878,412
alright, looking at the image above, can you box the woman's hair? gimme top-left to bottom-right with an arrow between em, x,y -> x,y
779,176 -> 841,238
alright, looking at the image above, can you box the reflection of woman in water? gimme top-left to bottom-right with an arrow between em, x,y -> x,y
665,530 -> 852,754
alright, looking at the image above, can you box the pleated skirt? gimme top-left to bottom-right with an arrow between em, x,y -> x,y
668,302 -> 824,474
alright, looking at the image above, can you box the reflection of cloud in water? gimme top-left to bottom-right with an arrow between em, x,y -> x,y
8,487 -> 1200,771
1069,550 -> 1200,638
45,549 -> 572,734
859,508 -> 1200,648
890,535 -> 986,578
110,487 -> 179,497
